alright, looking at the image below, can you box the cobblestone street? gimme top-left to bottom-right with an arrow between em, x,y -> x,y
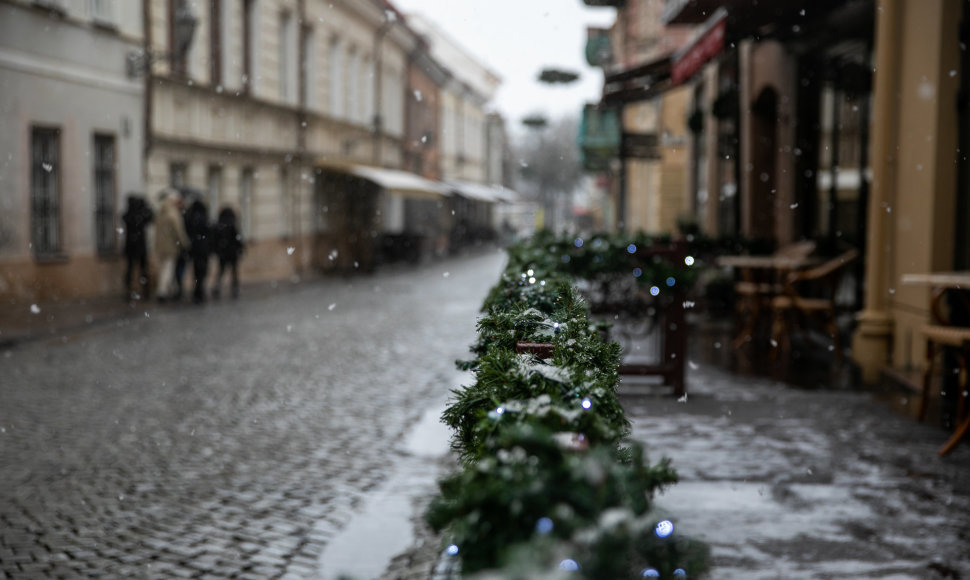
0,251 -> 507,579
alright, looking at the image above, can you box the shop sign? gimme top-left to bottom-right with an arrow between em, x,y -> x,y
621,132 -> 660,160
671,12 -> 727,84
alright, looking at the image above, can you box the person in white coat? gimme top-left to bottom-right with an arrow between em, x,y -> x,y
153,190 -> 189,302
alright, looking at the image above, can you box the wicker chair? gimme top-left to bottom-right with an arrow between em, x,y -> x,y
768,248 -> 859,361
918,324 -> 970,456
732,240 -> 817,348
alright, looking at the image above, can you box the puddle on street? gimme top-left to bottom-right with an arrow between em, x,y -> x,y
315,403 -> 451,579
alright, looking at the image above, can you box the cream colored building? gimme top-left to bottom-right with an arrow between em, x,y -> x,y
144,0 -> 417,280
404,14 -> 501,185
0,0 -> 144,302
404,13 -> 510,243
0,0 -> 508,304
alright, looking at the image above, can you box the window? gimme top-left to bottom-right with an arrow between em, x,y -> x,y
301,26 -> 314,108
89,0 -> 116,24
170,162 -> 187,188
313,171 -> 330,232
348,47 -> 360,123
169,0 -> 190,77
31,127 -> 61,257
93,134 -> 117,256
209,0 -> 222,86
466,115 -> 481,160
383,68 -> 401,134
240,168 -> 254,239
382,68 -> 392,132
329,36 -> 343,118
32,0 -> 65,14
364,56 -> 374,125
243,0 -> 257,92
442,100 -> 453,152
280,166 -> 293,238
279,11 -> 297,104
207,165 -> 222,221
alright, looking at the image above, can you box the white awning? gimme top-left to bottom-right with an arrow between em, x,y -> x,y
447,180 -> 519,203
492,186 -> 520,203
316,161 -> 449,200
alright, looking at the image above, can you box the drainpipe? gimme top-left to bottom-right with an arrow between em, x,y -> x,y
851,0 -> 898,383
142,0 -> 152,177
297,0 -> 307,153
296,0 -> 306,275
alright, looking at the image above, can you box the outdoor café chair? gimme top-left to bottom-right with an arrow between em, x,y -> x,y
768,248 -> 859,362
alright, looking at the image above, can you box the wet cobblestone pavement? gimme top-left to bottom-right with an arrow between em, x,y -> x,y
1,251 -> 506,579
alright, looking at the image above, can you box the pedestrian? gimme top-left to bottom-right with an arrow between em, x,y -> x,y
183,196 -> 211,304
173,190 -> 192,301
153,190 -> 189,302
211,206 -> 244,299
122,193 -> 154,300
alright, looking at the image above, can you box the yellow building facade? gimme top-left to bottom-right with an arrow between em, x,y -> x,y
853,0 -> 967,388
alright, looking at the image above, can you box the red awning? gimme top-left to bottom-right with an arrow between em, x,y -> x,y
671,8 -> 727,85
663,0 -> 725,25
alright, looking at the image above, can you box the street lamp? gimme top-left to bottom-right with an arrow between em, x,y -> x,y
127,4 -> 198,78
537,68 -> 581,85
521,114 -> 549,130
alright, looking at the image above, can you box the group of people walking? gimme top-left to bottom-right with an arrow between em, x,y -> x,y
122,189 -> 244,304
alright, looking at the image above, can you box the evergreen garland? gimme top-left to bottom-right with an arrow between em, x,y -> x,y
426,426 -> 678,573
427,233 -> 710,578
503,231 -> 698,291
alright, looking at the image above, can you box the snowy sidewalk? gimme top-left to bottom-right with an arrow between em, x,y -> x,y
620,330 -> 970,579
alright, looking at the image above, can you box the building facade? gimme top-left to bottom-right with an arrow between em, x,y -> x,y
659,0 -> 970,409
852,0 -> 969,391
0,0 -> 513,304
583,0 -> 695,236
0,0 -> 144,302
145,0 -> 419,279
405,14 -> 501,186
663,0 -> 873,249
405,13 -> 508,244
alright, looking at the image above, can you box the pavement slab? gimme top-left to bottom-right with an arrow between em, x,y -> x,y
621,348 -> 970,580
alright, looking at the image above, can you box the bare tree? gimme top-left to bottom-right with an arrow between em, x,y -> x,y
513,115 -> 582,232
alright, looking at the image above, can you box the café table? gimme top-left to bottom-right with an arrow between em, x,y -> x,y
901,271 -> 970,456
716,254 -> 818,348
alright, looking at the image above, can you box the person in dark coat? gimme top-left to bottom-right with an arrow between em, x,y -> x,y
172,192 -> 188,301
211,206 -> 244,299
122,194 -> 154,300
182,197 -> 211,304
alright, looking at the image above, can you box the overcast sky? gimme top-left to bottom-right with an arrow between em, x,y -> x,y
391,0 -> 617,131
